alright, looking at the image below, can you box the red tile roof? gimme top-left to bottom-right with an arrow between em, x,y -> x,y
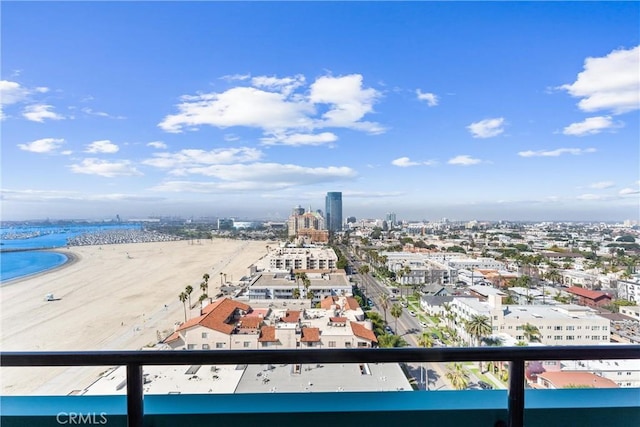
350,322 -> 377,343
300,327 -> 321,342
320,296 -> 338,309
176,298 -> 251,335
566,286 -> 611,301
258,325 -> 278,342
280,310 -> 301,323
538,371 -> 618,389
162,331 -> 182,344
329,317 -> 347,323
345,297 -> 360,311
238,316 -> 262,329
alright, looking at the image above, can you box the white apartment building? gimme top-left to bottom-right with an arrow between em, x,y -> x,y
262,247 -> 338,272
617,278 -> 640,305
619,306 -> 640,321
245,271 -> 352,304
450,294 -> 611,346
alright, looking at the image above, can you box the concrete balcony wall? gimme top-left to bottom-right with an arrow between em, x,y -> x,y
2,388 -> 639,427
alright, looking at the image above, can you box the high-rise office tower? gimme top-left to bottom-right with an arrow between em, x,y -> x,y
325,192 -> 343,233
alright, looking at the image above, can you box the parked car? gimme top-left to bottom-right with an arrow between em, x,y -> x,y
419,321 -> 428,328
408,310 -> 416,317
478,381 -> 493,390
367,299 -> 374,307
401,301 -> 408,307
384,325 -> 394,334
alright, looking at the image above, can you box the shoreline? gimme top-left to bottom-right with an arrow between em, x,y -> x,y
0,248 -> 80,287
0,238 -> 269,395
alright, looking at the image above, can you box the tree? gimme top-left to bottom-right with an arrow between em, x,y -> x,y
390,303 -> 403,333
445,363 -> 470,390
366,311 -> 386,336
185,285 -> 193,309
522,323 -> 541,343
377,334 -> 408,348
379,294 -> 390,324
465,314 -> 492,372
292,288 -> 301,299
198,293 -> 208,309
178,292 -> 188,322
465,315 -> 492,346
417,331 -> 434,349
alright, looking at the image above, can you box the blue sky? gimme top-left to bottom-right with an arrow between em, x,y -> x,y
1,1 -> 639,222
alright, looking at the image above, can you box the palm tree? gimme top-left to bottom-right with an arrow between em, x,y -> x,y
178,292 -> 188,322
200,281 -> 207,295
198,293 -> 208,309
292,288 -> 301,299
445,363 -> 470,390
465,315 -> 492,346
390,303 -> 403,333
185,285 -> 193,309
366,311 -> 386,336
418,331 -> 434,349
379,294 -> 390,324
522,323 -> 541,343
377,334 -> 408,348
465,314 -> 492,372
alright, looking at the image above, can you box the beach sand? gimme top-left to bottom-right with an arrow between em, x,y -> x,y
0,238 -> 270,395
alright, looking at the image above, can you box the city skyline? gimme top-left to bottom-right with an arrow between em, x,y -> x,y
1,2 -> 639,222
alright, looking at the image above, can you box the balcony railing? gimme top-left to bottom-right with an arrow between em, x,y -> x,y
1,345 -> 638,427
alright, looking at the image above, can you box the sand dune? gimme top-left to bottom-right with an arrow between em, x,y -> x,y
0,238 -> 269,394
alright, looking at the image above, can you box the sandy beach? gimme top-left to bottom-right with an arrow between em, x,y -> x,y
0,238 -> 269,395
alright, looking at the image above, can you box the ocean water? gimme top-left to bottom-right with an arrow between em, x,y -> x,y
0,224 -> 140,283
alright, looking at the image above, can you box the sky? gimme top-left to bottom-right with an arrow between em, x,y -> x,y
1,1 -> 639,223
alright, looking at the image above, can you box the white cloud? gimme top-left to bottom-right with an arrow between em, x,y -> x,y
619,187 -> 639,195
447,155 -> 482,166
518,147 -> 597,157
159,86 -> 314,133
577,194 -> 605,201
391,157 -> 420,167
147,141 -> 168,149
560,45 -> 640,114
589,181 -> 615,189
85,140 -> 120,154
151,163 -> 357,192
220,74 -> 251,82
143,147 -> 263,170
261,132 -> 338,146
309,74 -> 384,133
22,104 -> 65,122
416,89 -> 438,107
467,117 -> 505,138
159,73 -> 385,137
1,80 -> 33,105
69,158 -> 142,177
251,74 -> 305,96
17,138 -> 65,153
81,107 -> 125,119
562,116 -> 622,136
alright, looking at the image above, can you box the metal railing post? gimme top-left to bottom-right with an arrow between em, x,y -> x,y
507,359 -> 525,427
126,363 -> 144,427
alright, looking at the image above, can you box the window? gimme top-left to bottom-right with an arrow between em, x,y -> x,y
187,344 -> 196,350
566,326 -> 574,331
345,342 -> 352,348
516,326 -> 523,330
554,326 -> 563,331
591,335 -> 599,340
202,332 -> 208,338
328,341 -> 336,348
216,342 -> 225,348
202,344 -> 210,350
554,336 -> 562,340
566,336 -> 574,340
592,326 -> 600,331
243,341 -> 251,348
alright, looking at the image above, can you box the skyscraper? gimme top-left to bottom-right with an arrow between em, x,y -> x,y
325,192 -> 343,233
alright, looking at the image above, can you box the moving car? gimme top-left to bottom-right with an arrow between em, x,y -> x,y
478,381 -> 493,390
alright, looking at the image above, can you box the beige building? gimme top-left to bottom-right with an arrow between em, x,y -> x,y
164,296 -> 376,351
450,294 -> 611,346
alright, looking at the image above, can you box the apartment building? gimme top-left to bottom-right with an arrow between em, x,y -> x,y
165,296 -> 375,351
264,247 -> 338,272
617,278 -> 640,305
450,294 -> 611,346
245,270 -> 352,304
